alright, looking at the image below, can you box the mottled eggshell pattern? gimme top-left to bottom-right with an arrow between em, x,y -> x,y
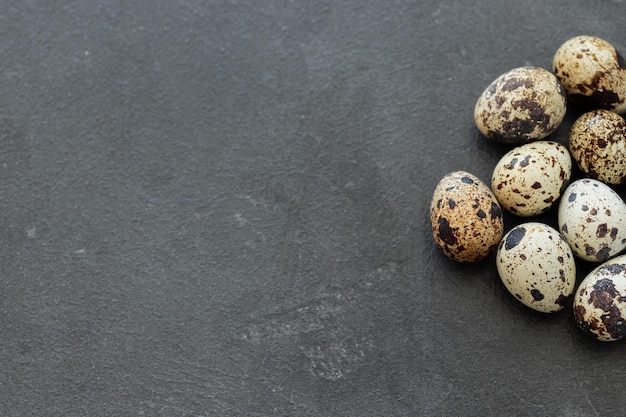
569,110 -> 626,184
430,171 -> 504,262
496,222 -> 576,313
553,35 -> 626,114
492,141 -> 571,216
558,179 -> 626,262
474,66 -> 567,144
573,255 -> 626,341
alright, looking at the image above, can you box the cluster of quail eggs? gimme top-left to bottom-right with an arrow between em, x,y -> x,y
430,35 -> 626,342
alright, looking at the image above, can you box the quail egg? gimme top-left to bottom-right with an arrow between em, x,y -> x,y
496,222 -> 576,313
569,109 -> 626,184
430,171 -> 504,262
492,141 -> 571,216
558,178 -> 626,262
474,66 -> 567,144
553,35 -> 626,114
573,254 -> 626,341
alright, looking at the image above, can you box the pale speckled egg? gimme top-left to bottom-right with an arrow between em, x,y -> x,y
569,109 -> 626,184
573,254 -> 626,341
430,171 -> 504,262
474,66 -> 567,144
496,222 -> 576,313
553,35 -> 626,114
492,141 -> 571,217
558,178 -> 626,262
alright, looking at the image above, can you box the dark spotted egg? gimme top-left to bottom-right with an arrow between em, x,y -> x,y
474,66 -> 567,144
492,141 -> 571,217
553,35 -> 626,114
430,171 -> 504,262
496,222 -> 576,313
573,254 -> 626,341
569,109 -> 626,185
558,179 -> 626,262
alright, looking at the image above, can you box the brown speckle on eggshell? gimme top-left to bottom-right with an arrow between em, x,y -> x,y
430,171 -> 504,262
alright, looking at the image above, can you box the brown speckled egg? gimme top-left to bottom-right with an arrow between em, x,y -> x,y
492,141 -> 571,217
558,179 -> 626,262
496,222 -> 576,313
474,66 -> 567,144
430,171 -> 504,262
573,255 -> 626,341
553,35 -> 626,114
569,110 -> 626,184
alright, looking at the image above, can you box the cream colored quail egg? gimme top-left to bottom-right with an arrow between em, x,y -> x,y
496,222 -> 576,313
430,171 -> 504,262
573,254 -> 626,341
474,66 -> 567,144
553,35 -> 626,114
558,178 -> 626,262
492,141 -> 571,216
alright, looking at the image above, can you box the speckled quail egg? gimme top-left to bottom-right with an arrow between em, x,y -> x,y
496,222 -> 575,313
553,35 -> 626,114
558,178 -> 626,262
573,254 -> 626,341
492,141 -> 571,216
474,66 -> 567,144
569,109 -> 626,184
430,171 -> 504,262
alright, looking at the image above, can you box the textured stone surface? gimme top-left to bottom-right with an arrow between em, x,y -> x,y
1,1 -> 626,416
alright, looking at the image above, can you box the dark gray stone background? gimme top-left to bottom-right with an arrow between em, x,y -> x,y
1,0 -> 625,415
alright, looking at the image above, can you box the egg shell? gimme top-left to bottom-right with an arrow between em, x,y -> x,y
573,254 -> 626,341
553,35 -> 626,114
492,141 -> 571,217
569,109 -> 626,184
496,222 -> 576,313
430,171 -> 504,262
558,178 -> 626,262
474,66 -> 567,144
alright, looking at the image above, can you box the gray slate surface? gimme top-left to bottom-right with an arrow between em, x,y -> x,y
1,1 -> 625,416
